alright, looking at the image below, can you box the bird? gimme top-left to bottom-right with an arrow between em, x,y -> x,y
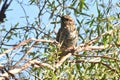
56,15 -> 78,59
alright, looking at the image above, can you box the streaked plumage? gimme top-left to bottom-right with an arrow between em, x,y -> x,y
56,15 -> 78,58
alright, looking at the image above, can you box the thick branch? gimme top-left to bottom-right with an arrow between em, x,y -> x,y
0,59 -> 54,79
0,38 -> 58,58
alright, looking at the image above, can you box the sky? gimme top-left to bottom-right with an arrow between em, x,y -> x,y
1,0 -> 119,31
0,0 -> 119,54
5,0 -> 39,27
0,0 -> 120,78
0,0 -> 118,25
0,0 -> 120,59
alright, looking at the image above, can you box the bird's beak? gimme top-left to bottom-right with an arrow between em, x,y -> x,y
57,15 -> 62,18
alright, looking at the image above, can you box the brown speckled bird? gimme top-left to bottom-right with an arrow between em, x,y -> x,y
56,15 -> 78,58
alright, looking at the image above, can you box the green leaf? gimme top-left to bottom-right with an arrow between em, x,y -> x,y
96,2 -> 101,17
97,25 -> 100,36
80,12 -> 90,17
79,0 -> 85,12
13,23 -> 19,28
103,35 -> 107,46
116,2 -> 120,7
29,0 -> 35,4
89,18 -> 94,27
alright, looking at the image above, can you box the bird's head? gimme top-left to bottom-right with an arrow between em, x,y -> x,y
60,15 -> 74,28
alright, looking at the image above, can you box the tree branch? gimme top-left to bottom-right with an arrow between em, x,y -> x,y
0,59 -> 55,79
0,38 -> 58,58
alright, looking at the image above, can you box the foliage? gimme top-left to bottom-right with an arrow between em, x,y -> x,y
0,0 -> 120,79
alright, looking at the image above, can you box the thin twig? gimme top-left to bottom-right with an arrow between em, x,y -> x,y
68,60 -> 119,74
74,54 -> 120,62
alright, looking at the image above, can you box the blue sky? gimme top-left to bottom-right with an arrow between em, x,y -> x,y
0,0 -> 120,79
0,0 -> 120,50
1,0 -> 119,31
0,0 -> 118,25
5,0 -> 39,27
0,0 -> 119,47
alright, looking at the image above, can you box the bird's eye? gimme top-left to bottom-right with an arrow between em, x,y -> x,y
65,18 -> 69,21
